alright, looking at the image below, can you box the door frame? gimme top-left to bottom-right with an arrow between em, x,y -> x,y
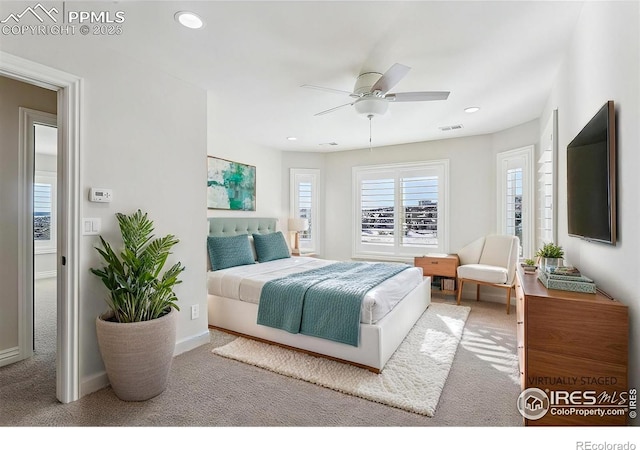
496,145 -> 535,259
1,52 -> 82,403
17,107 -> 58,364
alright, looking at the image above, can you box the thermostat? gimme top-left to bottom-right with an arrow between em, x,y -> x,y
89,188 -> 113,203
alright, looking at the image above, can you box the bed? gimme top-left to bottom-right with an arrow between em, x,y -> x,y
206,217 -> 431,373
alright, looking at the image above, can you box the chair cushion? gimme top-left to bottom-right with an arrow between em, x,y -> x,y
458,264 -> 509,284
478,235 -> 516,268
457,236 -> 486,265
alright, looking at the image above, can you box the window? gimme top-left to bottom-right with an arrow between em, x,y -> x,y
34,171 -> 56,253
497,146 -> 533,258
353,161 -> 449,259
290,169 -> 320,253
538,110 -> 558,249
505,167 -> 523,242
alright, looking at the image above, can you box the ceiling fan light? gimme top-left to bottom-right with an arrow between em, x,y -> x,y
354,97 -> 389,117
464,106 -> 480,113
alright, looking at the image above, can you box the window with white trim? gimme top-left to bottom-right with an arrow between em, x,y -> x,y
353,161 -> 449,259
497,146 -> 533,258
290,168 -> 320,253
34,171 -> 56,253
538,110 -> 558,249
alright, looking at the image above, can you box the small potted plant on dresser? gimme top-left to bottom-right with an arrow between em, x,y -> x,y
521,258 -> 538,273
535,242 -> 564,272
90,209 -> 185,401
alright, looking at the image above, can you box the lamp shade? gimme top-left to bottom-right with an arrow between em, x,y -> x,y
288,218 -> 309,232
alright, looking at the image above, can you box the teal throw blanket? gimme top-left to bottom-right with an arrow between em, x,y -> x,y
256,261 -> 411,346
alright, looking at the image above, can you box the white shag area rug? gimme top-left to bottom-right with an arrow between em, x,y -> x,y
212,303 -> 470,416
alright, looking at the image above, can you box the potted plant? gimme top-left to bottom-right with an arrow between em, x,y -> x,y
90,209 -> 185,401
535,242 -> 564,272
521,258 -> 537,273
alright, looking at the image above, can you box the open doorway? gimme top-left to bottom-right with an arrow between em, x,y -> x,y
0,53 -> 82,403
34,121 -> 58,359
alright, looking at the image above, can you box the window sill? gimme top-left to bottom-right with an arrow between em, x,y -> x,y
35,247 -> 56,255
351,253 -> 415,264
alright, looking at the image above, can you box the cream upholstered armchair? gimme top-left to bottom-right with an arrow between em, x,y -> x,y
456,235 -> 520,314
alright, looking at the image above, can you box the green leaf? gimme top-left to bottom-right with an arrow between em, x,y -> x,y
89,210 -> 185,323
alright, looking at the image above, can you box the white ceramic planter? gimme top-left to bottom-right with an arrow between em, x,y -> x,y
541,257 -> 563,272
96,308 -> 177,401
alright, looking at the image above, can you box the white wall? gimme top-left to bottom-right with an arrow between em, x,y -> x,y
207,91 -> 285,226
321,124 -> 538,263
540,1 -> 640,390
1,39 -> 209,395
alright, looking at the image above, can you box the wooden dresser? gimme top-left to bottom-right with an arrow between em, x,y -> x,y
515,267 -> 629,426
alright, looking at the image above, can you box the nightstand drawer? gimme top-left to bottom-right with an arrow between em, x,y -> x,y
414,255 -> 459,278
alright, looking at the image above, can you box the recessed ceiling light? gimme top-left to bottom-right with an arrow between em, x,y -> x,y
174,11 -> 204,29
286,136 -> 297,141
464,106 -> 480,114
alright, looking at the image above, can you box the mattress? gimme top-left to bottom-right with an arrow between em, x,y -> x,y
207,257 -> 423,324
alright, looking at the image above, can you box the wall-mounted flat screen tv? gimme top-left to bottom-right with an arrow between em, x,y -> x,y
566,100 -> 616,245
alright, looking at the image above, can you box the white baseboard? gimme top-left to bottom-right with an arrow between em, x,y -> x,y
0,346 -> 20,367
457,283 -> 514,305
35,270 -> 56,280
81,371 -> 109,397
174,330 -> 211,356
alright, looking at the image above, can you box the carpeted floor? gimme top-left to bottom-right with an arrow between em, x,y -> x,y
0,280 -> 523,427
213,303 -> 471,416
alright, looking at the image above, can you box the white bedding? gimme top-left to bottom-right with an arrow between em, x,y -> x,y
207,257 -> 423,324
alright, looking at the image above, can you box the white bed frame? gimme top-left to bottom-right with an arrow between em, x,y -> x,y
206,217 -> 431,373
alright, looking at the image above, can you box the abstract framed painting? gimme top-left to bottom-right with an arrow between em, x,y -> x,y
207,156 -> 256,211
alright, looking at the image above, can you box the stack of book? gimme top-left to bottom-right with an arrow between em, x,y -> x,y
538,266 -> 597,294
441,278 -> 456,292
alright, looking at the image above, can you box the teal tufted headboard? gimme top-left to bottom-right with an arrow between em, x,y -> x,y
207,217 -> 278,237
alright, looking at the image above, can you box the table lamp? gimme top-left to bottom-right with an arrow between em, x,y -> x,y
288,218 -> 309,256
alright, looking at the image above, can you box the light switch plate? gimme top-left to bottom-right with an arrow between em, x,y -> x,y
82,218 -> 101,235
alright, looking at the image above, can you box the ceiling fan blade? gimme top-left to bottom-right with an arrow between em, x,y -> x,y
385,91 -> 450,102
301,84 -> 356,97
370,63 -> 411,95
314,102 -> 354,116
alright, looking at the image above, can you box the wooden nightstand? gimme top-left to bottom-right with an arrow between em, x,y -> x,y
414,254 -> 460,296
293,252 -> 317,257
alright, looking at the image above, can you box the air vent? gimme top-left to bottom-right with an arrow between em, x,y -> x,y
439,124 -> 463,132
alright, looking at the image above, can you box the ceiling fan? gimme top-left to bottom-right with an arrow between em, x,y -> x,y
302,63 -> 450,118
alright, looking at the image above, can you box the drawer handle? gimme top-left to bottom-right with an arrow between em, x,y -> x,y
431,261 -> 439,264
